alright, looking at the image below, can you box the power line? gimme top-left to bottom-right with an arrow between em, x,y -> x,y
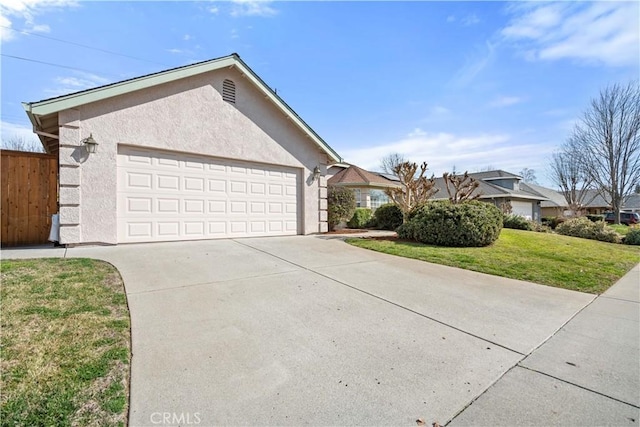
1,53 -> 120,77
1,25 -> 168,67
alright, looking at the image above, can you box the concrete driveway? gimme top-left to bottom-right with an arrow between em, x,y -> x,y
3,236 -> 638,426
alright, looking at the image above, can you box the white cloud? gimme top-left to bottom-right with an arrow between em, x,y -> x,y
340,129 -> 514,174
230,29 -> 239,39
430,106 -> 450,115
1,121 -> 41,147
462,14 -> 480,26
490,96 -> 523,108
501,1 -> 640,67
166,48 -> 183,54
446,15 -> 455,23
183,34 -> 192,41
44,72 -> 110,96
208,5 -> 219,14
0,0 -> 77,42
451,41 -> 496,87
230,0 -> 277,17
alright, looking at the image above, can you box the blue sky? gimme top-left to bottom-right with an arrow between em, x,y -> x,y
1,1 -> 638,187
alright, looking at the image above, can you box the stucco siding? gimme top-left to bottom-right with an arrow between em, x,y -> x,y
57,66 -> 328,244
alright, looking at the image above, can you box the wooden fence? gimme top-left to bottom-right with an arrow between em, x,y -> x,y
1,150 -> 58,247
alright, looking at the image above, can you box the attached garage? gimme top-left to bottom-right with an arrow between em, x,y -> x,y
511,200 -> 534,219
23,53 -> 341,245
117,146 -> 299,242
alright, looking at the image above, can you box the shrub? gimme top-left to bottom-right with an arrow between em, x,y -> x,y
372,203 -> 403,231
542,216 -> 566,230
503,214 -> 532,230
397,200 -> 503,247
556,217 -> 621,243
586,214 -> 605,223
530,222 -> 551,233
623,229 -> 640,245
347,208 -> 372,229
327,186 -> 356,231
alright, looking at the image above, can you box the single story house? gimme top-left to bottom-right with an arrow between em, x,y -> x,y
432,170 -> 547,221
23,53 -> 342,245
327,164 -> 401,210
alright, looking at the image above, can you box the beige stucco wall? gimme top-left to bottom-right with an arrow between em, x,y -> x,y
57,66 -> 330,244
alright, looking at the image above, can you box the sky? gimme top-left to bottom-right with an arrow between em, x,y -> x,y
1,0 -> 638,187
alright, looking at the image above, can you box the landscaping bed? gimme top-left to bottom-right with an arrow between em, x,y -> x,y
1,258 -> 131,427
347,228 -> 640,294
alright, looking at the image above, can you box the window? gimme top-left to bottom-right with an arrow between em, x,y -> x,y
353,189 -> 363,208
370,189 -> 389,210
222,79 -> 236,104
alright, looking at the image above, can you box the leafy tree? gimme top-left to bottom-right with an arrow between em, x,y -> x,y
569,81 -> 640,224
327,186 -> 356,231
384,161 -> 438,223
442,171 -> 481,204
379,152 -> 407,176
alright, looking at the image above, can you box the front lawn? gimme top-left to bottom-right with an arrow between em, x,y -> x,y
1,258 -> 131,427
347,228 -> 640,294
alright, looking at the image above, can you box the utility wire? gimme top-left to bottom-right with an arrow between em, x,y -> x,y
1,25 -> 168,66
1,53 -> 120,77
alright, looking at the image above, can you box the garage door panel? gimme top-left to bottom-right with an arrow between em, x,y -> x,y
117,146 -> 299,243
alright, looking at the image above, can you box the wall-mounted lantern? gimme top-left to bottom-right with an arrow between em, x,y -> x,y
82,133 -> 98,154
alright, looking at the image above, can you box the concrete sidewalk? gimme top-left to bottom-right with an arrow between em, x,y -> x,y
451,265 -> 640,426
1,238 -> 638,426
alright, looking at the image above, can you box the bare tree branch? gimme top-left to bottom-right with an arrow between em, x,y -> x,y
379,153 -> 407,176
569,81 -> 640,223
384,161 -> 438,222
1,135 -> 44,153
442,171 -> 481,204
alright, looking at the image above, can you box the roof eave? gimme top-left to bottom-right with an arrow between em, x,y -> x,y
23,54 -> 342,163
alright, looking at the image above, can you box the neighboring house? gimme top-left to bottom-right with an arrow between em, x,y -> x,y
521,182 -> 572,218
432,170 -> 547,221
23,53 -> 342,245
327,164 -> 401,210
623,193 -> 640,213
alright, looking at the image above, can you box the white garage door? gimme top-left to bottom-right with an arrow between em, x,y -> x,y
117,146 -> 299,243
511,201 -> 533,219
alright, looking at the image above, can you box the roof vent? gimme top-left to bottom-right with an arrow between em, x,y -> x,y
222,79 -> 236,104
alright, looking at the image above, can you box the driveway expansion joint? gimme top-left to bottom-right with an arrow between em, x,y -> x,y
234,239 -> 526,356
517,365 -> 640,409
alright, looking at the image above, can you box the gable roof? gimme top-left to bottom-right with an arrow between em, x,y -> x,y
521,182 -> 568,208
432,171 -> 546,201
328,165 -> 401,188
23,53 -> 342,162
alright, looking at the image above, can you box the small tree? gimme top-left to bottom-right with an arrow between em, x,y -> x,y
379,152 -> 407,176
549,146 -> 596,216
519,168 -> 538,184
327,185 -> 356,231
442,171 -> 481,204
385,161 -> 438,223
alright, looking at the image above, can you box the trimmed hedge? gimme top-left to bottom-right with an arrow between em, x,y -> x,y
347,208 -> 372,229
542,216 -> 566,230
398,200 -> 503,247
623,229 -> 640,245
327,186 -> 356,231
503,214 -> 532,230
586,214 -> 605,223
372,203 -> 403,231
555,217 -> 620,243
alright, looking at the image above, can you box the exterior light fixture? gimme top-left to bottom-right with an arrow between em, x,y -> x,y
313,166 -> 322,182
82,133 -> 98,154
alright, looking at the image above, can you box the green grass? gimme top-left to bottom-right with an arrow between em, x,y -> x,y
347,229 -> 640,294
1,258 -> 131,427
608,223 -> 639,236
